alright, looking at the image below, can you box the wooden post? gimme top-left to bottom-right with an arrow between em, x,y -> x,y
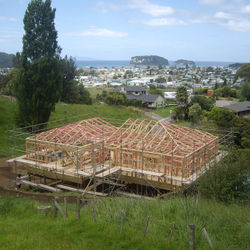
120,210 -> 125,233
76,196 -> 80,220
53,197 -> 58,217
202,228 -> 213,248
143,216 -> 150,238
64,197 -> 68,218
54,199 -> 66,220
91,200 -> 96,223
189,224 -> 195,250
168,222 -> 175,244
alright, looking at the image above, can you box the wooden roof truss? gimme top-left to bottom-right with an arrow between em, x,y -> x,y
107,119 -> 217,157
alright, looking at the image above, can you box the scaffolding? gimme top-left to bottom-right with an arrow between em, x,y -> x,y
5,114 -> 233,197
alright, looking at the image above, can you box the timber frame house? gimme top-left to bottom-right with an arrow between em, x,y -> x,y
12,117 -> 219,194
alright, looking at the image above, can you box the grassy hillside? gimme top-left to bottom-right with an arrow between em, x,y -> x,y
87,87 -> 112,101
0,96 -> 146,157
0,97 -> 17,157
0,195 -> 249,249
153,106 -> 174,118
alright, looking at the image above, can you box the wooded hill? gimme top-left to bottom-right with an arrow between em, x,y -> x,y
0,52 -> 14,68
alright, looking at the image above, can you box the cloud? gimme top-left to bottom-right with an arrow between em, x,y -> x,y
199,0 -> 225,6
213,10 -> 250,31
214,11 -> 233,19
128,0 -> 175,16
96,2 -> 124,13
241,4 -> 250,13
64,28 -> 128,38
191,11 -> 250,32
218,18 -> 250,31
0,16 -> 18,22
143,18 -> 186,26
82,28 -> 127,37
97,0 -> 175,17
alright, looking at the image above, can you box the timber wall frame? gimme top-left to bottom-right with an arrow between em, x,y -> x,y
17,117 -> 218,191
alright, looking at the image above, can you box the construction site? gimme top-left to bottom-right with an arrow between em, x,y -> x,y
6,115 -> 231,198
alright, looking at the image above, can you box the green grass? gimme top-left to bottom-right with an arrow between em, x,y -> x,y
153,106 -> 175,118
0,195 -> 249,249
87,87 -> 112,100
0,97 -> 17,157
0,97 -> 147,157
172,120 -> 192,127
50,102 -> 146,127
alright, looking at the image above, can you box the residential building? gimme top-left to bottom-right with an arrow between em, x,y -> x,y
115,86 -> 165,108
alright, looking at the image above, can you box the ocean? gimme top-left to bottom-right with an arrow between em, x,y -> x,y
76,60 -> 236,68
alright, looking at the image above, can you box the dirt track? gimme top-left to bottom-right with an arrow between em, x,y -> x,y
0,158 -> 16,188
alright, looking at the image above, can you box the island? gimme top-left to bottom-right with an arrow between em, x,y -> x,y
130,55 -> 169,66
174,59 -> 195,67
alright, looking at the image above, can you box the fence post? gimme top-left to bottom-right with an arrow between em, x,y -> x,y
53,197 -> 58,217
76,196 -> 80,220
91,200 -> 96,223
202,228 -> 213,248
143,216 -> 150,238
120,210 -> 125,233
189,224 -> 195,250
64,197 -> 68,218
54,198 -> 66,220
168,222 -> 175,244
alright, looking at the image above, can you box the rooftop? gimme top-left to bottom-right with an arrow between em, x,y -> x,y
225,101 -> 250,113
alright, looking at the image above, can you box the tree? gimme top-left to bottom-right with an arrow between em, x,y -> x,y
240,81 -> 250,101
12,52 -> 21,68
15,57 -> 62,126
176,86 -> 189,119
208,107 -> 235,127
232,116 -> 250,148
61,56 -> 77,102
124,70 -> 133,79
14,0 -> 62,127
22,0 -> 60,62
189,103 -> 202,124
105,92 -> 127,105
190,95 -> 214,111
176,86 -> 188,106
78,84 -> 92,104
171,107 -> 184,121
0,69 -> 19,95
155,77 -> 166,83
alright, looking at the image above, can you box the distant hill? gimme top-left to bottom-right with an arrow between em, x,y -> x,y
174,59 -> 195,67
0,52 -> 14,68
228,63 -> 244,69
130,55 -> 169,66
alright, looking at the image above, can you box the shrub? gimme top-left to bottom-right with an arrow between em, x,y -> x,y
197,150 -> 250,203
208,106 -> 235,127
188,103 -> 202,124
171,106 -> 184,121
190,95 -> 214,111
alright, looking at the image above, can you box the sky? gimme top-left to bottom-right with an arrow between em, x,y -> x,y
0,0 -> 250,62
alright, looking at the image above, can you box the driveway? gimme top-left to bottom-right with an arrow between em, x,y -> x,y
144,112 -> 171,122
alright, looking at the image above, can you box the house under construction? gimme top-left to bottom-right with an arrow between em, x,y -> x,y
11,117 -> 219,195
